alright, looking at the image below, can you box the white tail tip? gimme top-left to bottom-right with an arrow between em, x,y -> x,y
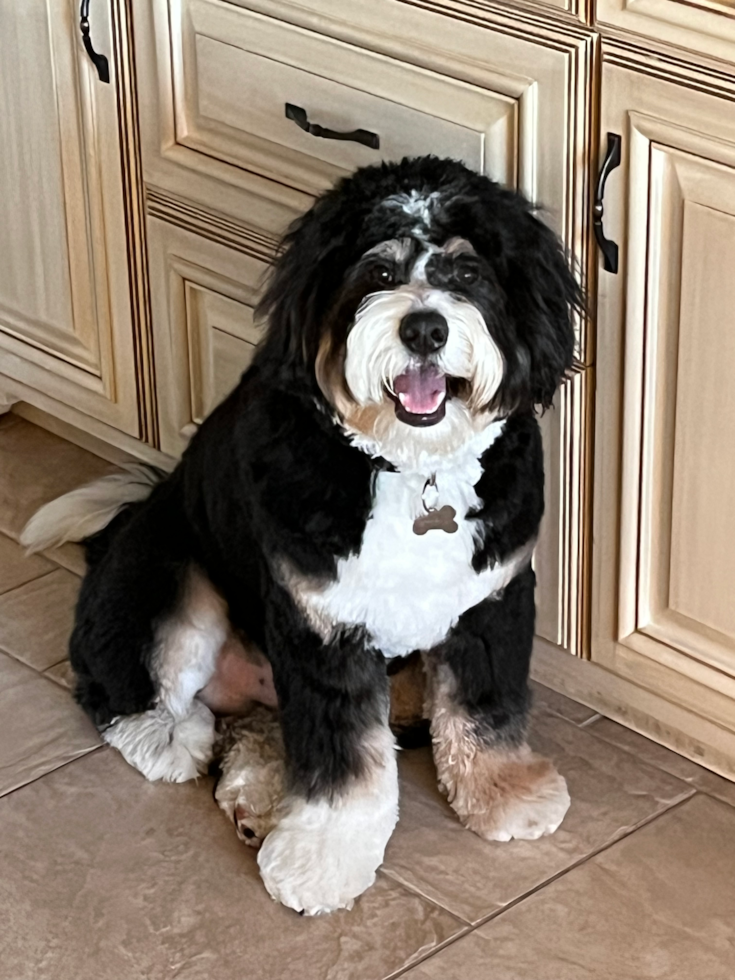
20,464 -> 163,554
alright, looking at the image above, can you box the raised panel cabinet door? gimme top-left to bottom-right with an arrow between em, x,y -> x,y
147,217 -> 271,456
593,57 -> 735,758
0,0 -> 145,437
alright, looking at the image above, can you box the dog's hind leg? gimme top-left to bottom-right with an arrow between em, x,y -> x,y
103,568 -> 227,782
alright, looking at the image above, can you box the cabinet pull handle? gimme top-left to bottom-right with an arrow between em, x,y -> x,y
594,133 -> 622,274
79,0 -> 110,83
285,104 -> 380,150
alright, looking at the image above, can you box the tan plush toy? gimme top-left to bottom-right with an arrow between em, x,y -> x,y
213,654 -> 428,847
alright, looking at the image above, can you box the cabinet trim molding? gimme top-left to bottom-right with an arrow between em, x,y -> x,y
112,0 -> 159,446
603,37 -> 735,99
146,188 -> 280,262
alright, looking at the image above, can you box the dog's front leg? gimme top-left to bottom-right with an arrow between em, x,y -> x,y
256,618 -> 398,915
426,566 -> 570,842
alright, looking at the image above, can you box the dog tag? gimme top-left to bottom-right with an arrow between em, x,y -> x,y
413,505 -> 458,535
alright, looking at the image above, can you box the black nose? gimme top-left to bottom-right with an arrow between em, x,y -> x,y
399,310 -> 448,356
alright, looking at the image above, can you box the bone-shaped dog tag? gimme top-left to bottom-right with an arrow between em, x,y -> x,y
412,505 -> 458,535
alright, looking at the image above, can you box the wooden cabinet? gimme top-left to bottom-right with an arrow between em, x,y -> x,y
587,53 -> 735,774
3,0 -> 735,774
0,0 -> 153,444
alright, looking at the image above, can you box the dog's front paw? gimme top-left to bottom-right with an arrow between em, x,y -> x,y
443,747 -> 570,842
256,793 -> 397,915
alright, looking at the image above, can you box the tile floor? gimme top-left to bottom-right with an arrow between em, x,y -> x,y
1,413 -> 734,979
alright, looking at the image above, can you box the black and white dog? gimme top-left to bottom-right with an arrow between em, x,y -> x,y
23,156 -> 582,915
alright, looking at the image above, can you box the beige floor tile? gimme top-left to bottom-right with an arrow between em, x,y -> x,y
44,659 -> 75,690
42,541 -> 87,576
530,679 -> 600,726
0,749 -> 464,980
0,568 -> 79,670
383,711 -> 693,924
0,650 -> 100,797
0,533 -> 54,594
403,794 -> 735,980
587,716 -> 735,809
0,415 -> 115,541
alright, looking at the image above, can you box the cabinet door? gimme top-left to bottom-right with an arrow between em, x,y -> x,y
593,57 -> 735,759
0,0 -> 145,437
147,218 -> 270,456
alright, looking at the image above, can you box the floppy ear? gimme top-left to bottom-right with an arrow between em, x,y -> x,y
255,193 -> 354,370
503,211 -> 583,410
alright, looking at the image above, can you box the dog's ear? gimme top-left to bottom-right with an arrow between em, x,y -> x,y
255,194 -> 353,371
502,210 -> 583,410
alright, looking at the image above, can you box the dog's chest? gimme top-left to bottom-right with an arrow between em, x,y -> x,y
298,426 -> 521,657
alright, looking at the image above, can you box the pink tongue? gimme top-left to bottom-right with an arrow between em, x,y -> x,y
393,366 -> 447,415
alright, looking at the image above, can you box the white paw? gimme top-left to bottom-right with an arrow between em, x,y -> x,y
465,756 -> 570,842
257,796 -> 395,915
104,700 -> 215,783
257,733 -> 399,916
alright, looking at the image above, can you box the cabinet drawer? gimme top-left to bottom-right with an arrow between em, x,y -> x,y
172,0 -> 516,195
596,0 -> 735,65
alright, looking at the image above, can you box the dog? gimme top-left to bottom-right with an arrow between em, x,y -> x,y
22,156 -> 582,916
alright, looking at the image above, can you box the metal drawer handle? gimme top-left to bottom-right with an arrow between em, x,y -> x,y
593,132 -> 622,274
285,103 -> 380,150
80,0 -> 110,83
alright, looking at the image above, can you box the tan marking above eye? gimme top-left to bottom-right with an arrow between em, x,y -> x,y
442,237 -> 476,256
362,238 -> 413,262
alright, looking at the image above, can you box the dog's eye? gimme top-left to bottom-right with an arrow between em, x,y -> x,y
374,264 -> 395,286
456,265 -> 479,285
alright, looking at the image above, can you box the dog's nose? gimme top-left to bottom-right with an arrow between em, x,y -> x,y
399,310 -> 448,356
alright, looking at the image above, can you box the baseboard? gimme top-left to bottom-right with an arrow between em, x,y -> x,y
10,402 -> 176,471
532,637 -> 735,781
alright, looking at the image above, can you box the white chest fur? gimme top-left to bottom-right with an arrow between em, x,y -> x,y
289,422 -> 534,658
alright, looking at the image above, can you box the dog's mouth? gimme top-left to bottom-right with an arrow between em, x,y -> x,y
388,366 -> 447,427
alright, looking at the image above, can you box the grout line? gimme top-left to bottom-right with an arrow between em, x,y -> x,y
0,644 -> 69,677
378,869 -> 470,927
0,567 -> 61,598
0,744 -> 105,803
383,920 -> 473,980
577,712 -> 604,728
381,867 -> 472,924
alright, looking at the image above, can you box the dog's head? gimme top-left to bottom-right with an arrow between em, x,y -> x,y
257,157 -> 582,463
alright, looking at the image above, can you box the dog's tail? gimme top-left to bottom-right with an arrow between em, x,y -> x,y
20,464 -> 164,554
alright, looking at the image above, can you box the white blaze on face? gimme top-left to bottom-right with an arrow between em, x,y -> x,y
343,284 -> 504,415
